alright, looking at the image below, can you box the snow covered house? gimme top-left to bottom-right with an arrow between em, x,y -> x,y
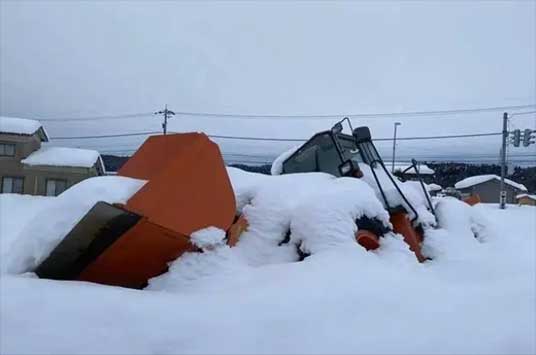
454,174 -> 528,204
0,116 -> 104,196
516,194 -> 536,206
393,162 -> 436,184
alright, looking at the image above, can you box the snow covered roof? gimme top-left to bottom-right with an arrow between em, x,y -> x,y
393,163 -> 435,175
0,116 -> 49,141
455,175 -> 527,191
427,183 -> 443,191
22,146 -> 104,171
516,194 -> 536,200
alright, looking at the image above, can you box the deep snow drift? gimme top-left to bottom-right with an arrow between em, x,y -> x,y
0,169 -> 534,355
1,176 -> 146,274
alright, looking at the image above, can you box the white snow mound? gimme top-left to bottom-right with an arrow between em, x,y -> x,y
3,176 -> 146,274
149,168 -> 393,291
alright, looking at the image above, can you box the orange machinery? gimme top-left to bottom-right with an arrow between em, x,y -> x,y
36,126 -> 433,289
36,133 -> 244,288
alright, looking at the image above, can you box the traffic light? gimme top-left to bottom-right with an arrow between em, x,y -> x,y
522,129 -> 535,147
511,129 -> 521,147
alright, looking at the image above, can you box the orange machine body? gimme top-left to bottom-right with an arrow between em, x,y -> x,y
463,194 -> 481,206
119,133 -> 236,235
36,133 -> 238,288
390,211 -> 426,262
77,218 -> 197,288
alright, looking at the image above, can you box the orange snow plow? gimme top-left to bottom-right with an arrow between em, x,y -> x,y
36,133 -> 246,288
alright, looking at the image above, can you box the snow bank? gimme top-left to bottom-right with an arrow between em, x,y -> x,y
455,174 -> 527,191
0,194 -> 52,272
422,197 -> 493,261
22,145 -> 103,169
3,176 -> 146,274
0,116 -> 44,136
0,170 -> 534,354
190,227 -> 226,251
149,168 -> 391,291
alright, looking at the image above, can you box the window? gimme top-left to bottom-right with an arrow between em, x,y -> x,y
1,176 -> 24,194
46,179 -> 67,196
0,143 -> 15,156
283,133 -> 344,176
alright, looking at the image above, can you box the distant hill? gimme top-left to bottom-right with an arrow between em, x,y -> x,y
101,155 -> 129,172
102,155 -> 535,193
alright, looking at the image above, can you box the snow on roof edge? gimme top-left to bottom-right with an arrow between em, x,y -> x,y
22,146 -> 103,169
455,174 -> 527,191
516,193 -> 536,200
0,116 -> 49,141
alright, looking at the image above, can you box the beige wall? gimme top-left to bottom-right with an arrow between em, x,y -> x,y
0,132 -> 101,196
517,197 -> 536,206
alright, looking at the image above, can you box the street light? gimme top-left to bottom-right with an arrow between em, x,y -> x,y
391,122 -> 401,173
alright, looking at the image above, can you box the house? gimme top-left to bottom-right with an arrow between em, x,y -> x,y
393,162 -> 436,184
516,194 -> 536,206
454,174 -> 528,204
0,116 -> 104,196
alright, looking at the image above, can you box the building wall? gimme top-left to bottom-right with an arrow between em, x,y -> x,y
0,133 -> 101,196
458,179 -> 523,204
517,197 -> 536,206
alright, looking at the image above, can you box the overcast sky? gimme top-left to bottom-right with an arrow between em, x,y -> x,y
1,1 -> 535,163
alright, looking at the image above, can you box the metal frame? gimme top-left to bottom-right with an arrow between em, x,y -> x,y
356,140 -> 420,223
401,159 -> 436,216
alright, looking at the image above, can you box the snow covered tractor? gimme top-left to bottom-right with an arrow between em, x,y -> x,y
278,118 -> 436,261
35,133 -> 245,288
36,121 -> 435,289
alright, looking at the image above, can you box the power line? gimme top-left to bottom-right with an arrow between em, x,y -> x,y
38,112 -> 154,122
51,131 -> 160,140
509,110 -> 536,117
50,130 -> 503,142
36,104 -> 535,122
374,132 -> 502,141
173,104 -> 536,119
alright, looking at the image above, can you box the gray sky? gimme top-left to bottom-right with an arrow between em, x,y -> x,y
1,1 -> 535,164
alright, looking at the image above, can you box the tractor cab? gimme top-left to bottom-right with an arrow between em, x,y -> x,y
282,119 -> 363,178
281,118 -> 435,262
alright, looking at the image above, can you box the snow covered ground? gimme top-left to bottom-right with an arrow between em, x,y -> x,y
0,170 -> 534,354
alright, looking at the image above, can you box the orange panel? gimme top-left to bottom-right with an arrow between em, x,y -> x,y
463,194 -> 481,206
355,229 -> 380,251
119,133 -> 236,236
118,133 -> 203,181
77,218 -> 196,288
390,212 -> 426,262
227,214 -> 249,247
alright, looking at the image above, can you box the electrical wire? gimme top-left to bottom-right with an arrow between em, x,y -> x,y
36,104 -> 535,122
38,112 -> 155,122
51,131 -> 503,141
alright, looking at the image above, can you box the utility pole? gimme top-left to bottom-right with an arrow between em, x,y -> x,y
500,112 -> 508,209
155,105 -> 175,135
391,122 -> 401,173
